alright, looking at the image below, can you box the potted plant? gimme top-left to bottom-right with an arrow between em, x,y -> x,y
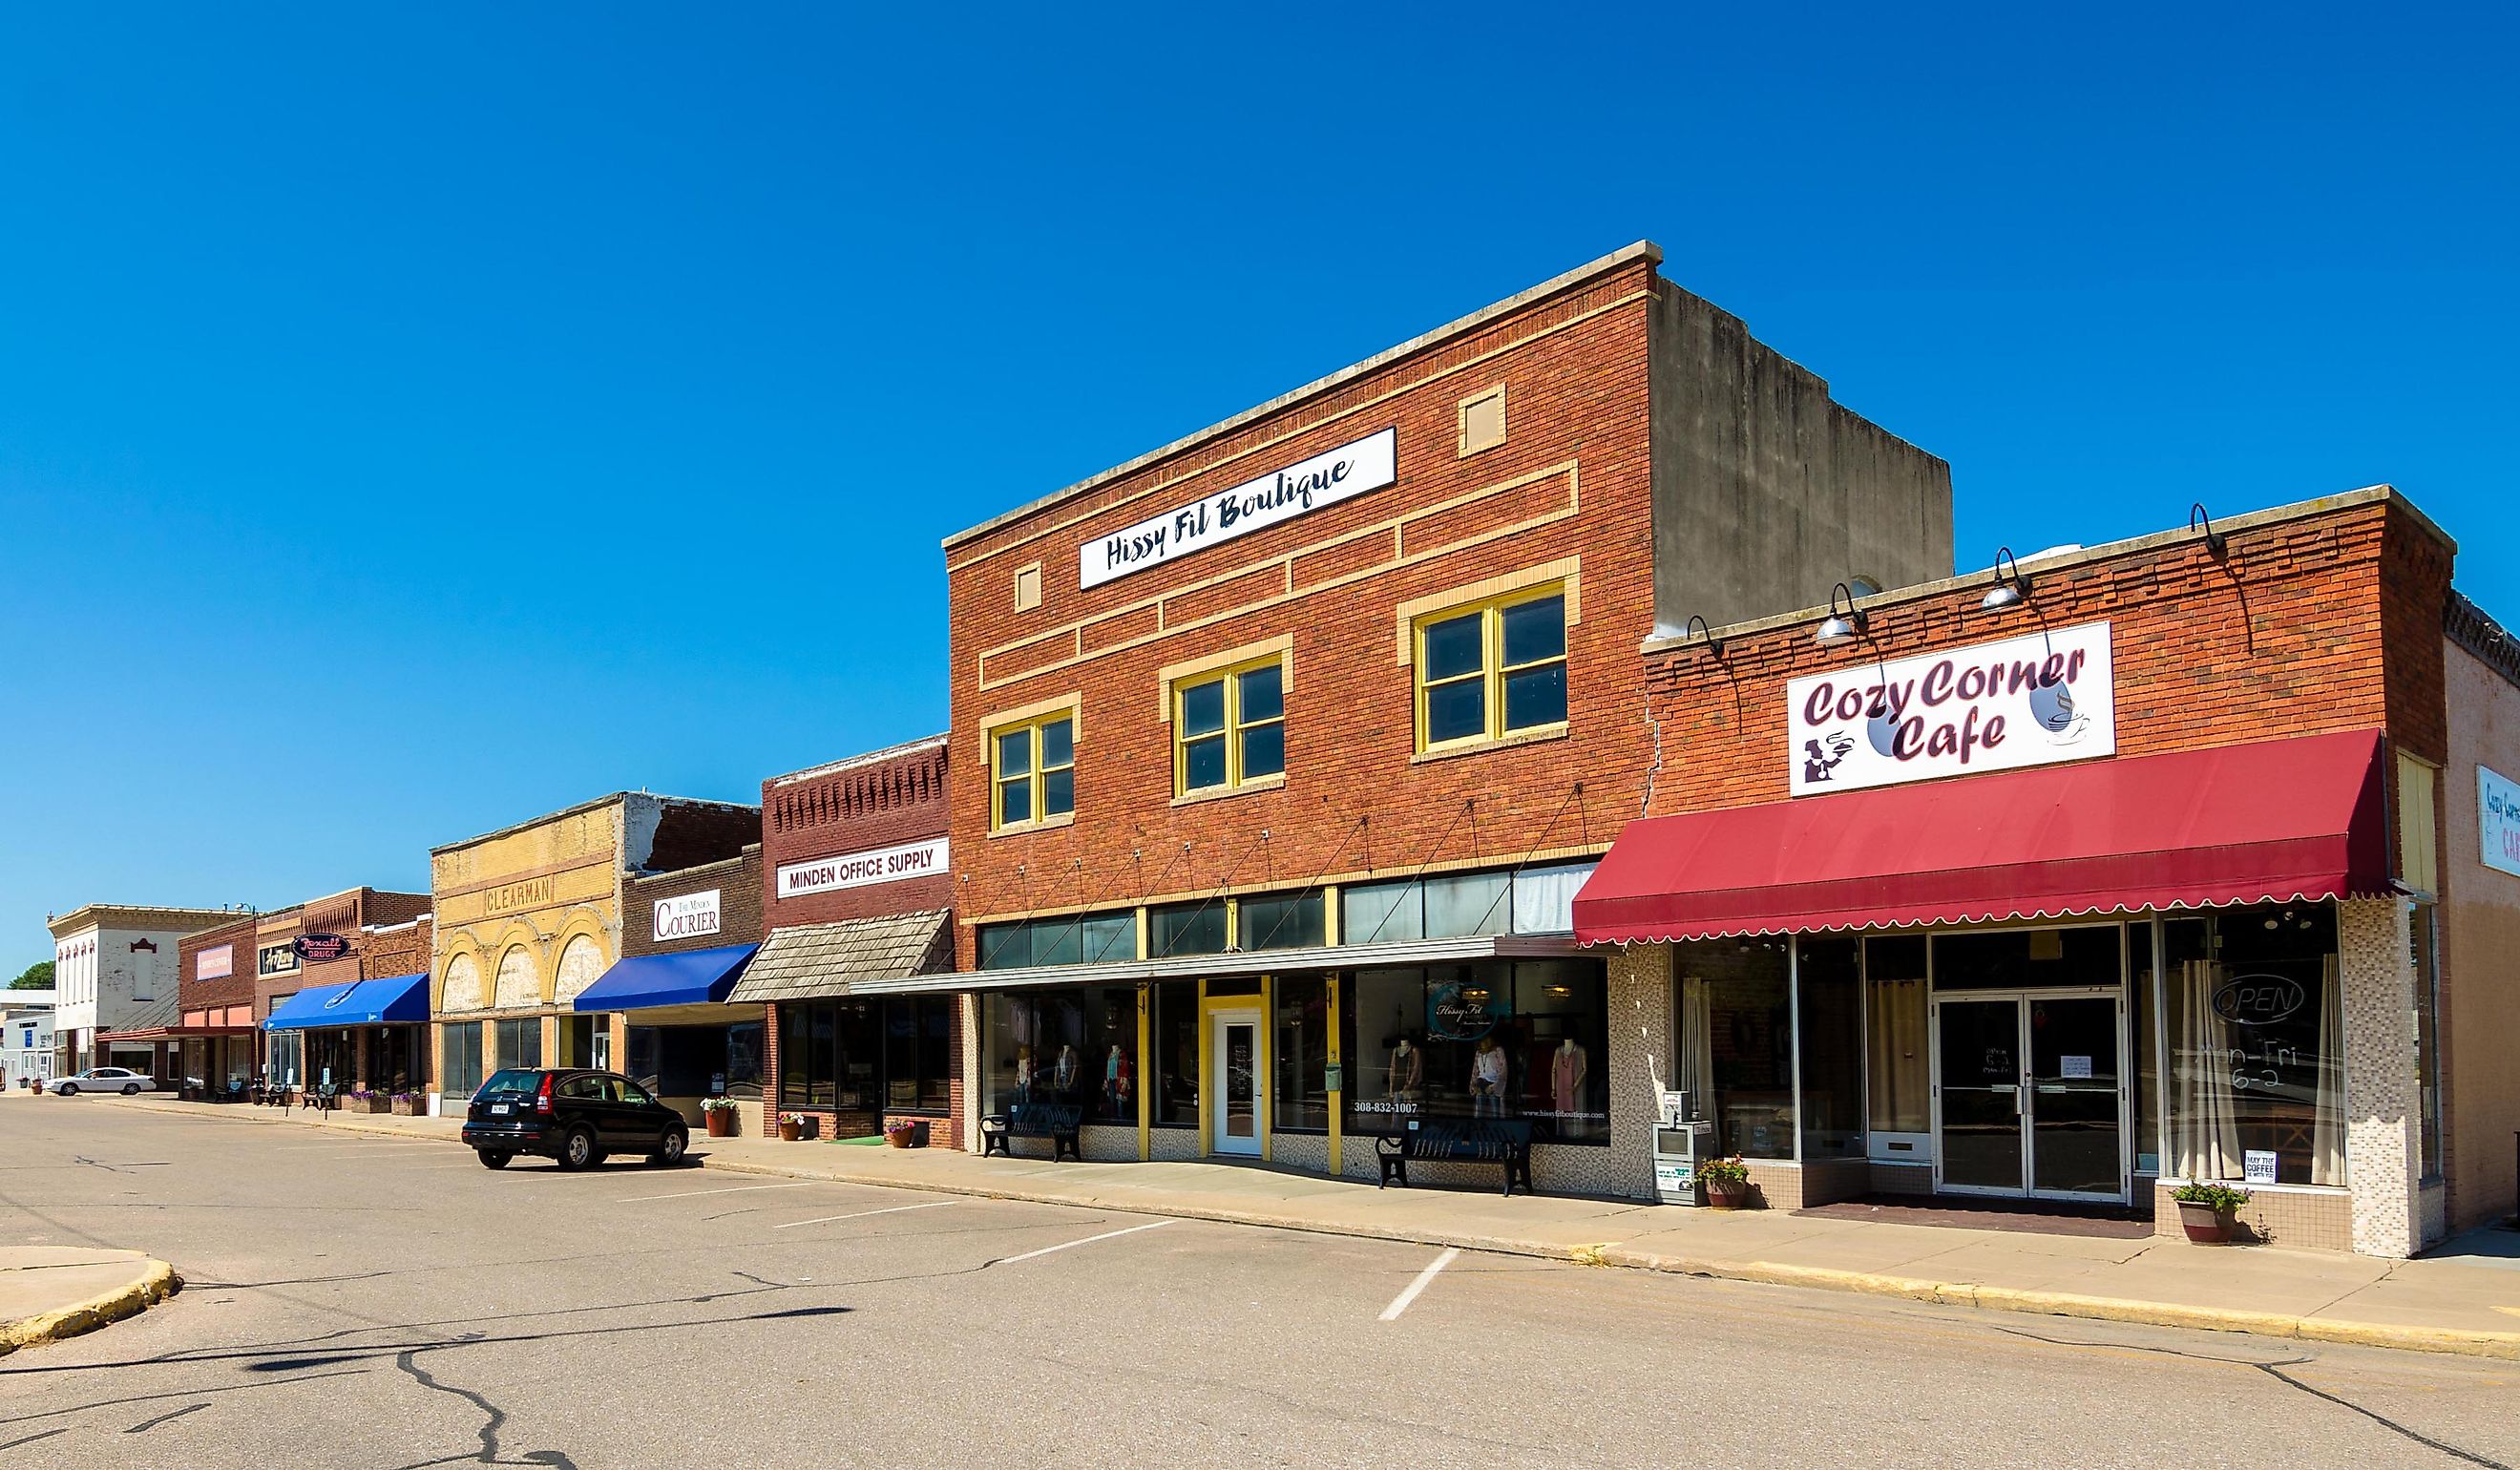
883,1118 -> 925,1149
2173,1182 -> 2251,1244
702,1096 -> 739,1138
777,1112 -> 803,1143
388,1091 -> 423,1116
348,1089 -> 390,1114
1699,1155 -> 1753,1209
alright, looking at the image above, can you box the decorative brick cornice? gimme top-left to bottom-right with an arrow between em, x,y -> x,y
2446,590 -> 2520,691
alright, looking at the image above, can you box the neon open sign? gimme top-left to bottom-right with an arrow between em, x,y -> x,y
2212,974 -> 2306,1026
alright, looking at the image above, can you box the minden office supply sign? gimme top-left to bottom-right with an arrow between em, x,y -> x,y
1079,427 -> 1397,589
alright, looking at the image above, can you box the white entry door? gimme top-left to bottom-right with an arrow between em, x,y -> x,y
1210,1011 -> 1263,1157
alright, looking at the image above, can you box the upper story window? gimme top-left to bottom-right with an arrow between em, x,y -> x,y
1414,587 -> 1568,753
991,712 -> 1075,831
1175,659 -> 1285,797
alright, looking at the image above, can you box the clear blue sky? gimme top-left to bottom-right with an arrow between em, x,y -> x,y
5,6 -> 2511,974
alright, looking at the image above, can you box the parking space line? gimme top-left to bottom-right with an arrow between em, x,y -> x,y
995,1217 -> 1175,1265
615,1182 -> 816,1204
1378,1247 -> 1460,1321
772,1201 -> 956,1229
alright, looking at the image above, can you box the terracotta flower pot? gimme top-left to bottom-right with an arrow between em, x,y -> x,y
1706,1182 -> 1751,1210
2177,1201 -> 2236,1244
778,1115 -> 802,1142
705,1110 -> 737,1138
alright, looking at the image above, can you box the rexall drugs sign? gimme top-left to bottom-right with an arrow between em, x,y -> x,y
1787,621 -> 2116,796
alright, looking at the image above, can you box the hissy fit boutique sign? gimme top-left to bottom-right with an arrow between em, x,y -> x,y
2480,765 -> 2520,878
1079,428 -> 1396,589
1787,621 -> 2117,796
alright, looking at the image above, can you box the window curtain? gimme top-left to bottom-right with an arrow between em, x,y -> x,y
2312,953 -> 2344,1186
2172,959 -> 2240,1179
1675,976 -> 1714,1116
1865,977 -> 1928,1131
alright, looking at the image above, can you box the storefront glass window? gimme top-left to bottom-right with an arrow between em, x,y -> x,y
1508,861 -> 1596,935
976,912 -> 1135,969
2132,926 -> 2163,1176
494,1018 -> 542,1072
1931,927 -> 2122,990
1340,960 -> 1606,1144
884,997 -> 954,1112
267,1031 -> 304,1089
1272,976 -> 1329,1131
1342,865 -> 1594,946
778,999 -> 904,1113
439,1023 -> 484,1098
1796,938 -> 1863,1159
1152,980 -> 1198,1126
1423,871 -> 1511,939
1341,879 -> 1424,944
1864,936 -> 1928,1136
985,989 -> 1137,1124
2163,904 -> 2343,1186
1239,892 -> 1324,951
1673,938 -> 1795,1159
1150,903 -> 1227,958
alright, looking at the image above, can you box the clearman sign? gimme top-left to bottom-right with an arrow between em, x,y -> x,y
777,837 -> 950,900
1787,621 -> 2117,797
2480,766 -> 2520,879
1079,427 -> 1396,589
654,890 -> 723,941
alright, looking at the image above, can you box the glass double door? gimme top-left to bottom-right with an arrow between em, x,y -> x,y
1933,992 -> 2126,1201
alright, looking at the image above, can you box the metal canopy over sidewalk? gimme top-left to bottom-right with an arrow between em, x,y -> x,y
1574,727 -> 2392,943
892,933 -> 1586,996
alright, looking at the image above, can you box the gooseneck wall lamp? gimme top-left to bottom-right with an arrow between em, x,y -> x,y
1814,582 -> 1866,648
1685,613 -> 1722,659
2190,502 -> 2229,559
1981,546 -> 2030,611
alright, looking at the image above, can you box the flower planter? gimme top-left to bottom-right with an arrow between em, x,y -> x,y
884,1122 -> 927,1148
778,1114 -> 803,1143
2177,1201 -> 2236,1245
355,1096 -> 391,1114
1705,1183 -> 1751,1210
704,1110 -> 738,1138
389,1098 -> 421,1116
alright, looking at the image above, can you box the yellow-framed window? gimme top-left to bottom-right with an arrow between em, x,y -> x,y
990,712 -> 1075,830
1174,658 -> 1286,796
1413,586 -> 1568,751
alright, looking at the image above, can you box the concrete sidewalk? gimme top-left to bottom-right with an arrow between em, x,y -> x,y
0,1246 -> 181,1356
101,1092 -> 2520,1358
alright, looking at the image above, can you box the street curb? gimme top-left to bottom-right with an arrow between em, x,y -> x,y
0,1257 -> 182,1357
91,1101 -> 2520,1360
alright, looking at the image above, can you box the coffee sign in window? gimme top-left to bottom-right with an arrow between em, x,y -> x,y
1787,621 -> 2117,796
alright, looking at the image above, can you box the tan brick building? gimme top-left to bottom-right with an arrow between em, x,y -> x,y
915,242 -> 1952,1174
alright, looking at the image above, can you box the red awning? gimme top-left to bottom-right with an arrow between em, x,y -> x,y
1574,728 -> 2391,943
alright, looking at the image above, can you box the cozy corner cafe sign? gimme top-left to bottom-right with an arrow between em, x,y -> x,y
777,837 -> 950,901
1787,620 -> 2117,796
1079,427 -> 1396,589
2480,766 -> 2520,878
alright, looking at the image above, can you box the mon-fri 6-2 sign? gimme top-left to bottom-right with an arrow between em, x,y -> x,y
1786,621 -> 2117,796
1079,428 -> 1396,589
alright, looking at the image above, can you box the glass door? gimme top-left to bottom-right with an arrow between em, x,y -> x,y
1209,1013 -> 1262,1157
1934,998 -> 2026,1193
2026,996 -> 2124,1200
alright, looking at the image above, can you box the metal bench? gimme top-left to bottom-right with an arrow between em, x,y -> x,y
1376,1118 -> 1537,1197
979,1102 -> 1084,1162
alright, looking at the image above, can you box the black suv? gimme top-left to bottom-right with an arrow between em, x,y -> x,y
462,1068 -> 690,1171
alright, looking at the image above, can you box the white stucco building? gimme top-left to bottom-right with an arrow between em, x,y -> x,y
2,989 -> 55,1087
46,905 -> 238,1073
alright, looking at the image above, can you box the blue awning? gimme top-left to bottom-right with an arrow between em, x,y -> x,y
264,972 -> 430,1031
571,943 -> 760,1012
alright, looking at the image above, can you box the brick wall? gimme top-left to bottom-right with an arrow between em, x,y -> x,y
1637,498 -> 2449,814
944,260 -> 1661,955
625,847 -> 764,955
761,738 -> 953,926
250,908 -> 306,1024
361,917 -> 433,981
761,996 -> 969,1151
178,914 -> 258,1015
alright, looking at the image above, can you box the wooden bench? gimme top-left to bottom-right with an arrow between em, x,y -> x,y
979,1102 -> 1084,1162
1376,1118 -> 1537,1197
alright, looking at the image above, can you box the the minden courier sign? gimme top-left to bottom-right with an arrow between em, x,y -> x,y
1787,620 -> 2117,796
654,890 -> 723,941
777,837 -> 949,900
1079,428 -> 1396,589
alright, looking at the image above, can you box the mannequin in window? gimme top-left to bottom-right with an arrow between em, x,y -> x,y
1014,1048 -> 1034,1106
1552,1039 -> 1588,1134
1053,1043 -> 1080,1098
1388,1037 -> 1422,1108
1471,1036 -> 1508,1117
1103,1043 -> 1132,1120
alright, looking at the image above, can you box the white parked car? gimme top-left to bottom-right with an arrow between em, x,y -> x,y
51,1067 -> 157,1097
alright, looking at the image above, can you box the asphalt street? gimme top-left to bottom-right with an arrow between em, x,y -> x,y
4,1100 -> 2516,1468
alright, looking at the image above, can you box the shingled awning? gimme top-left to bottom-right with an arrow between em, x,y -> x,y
726,909 -> 954,1003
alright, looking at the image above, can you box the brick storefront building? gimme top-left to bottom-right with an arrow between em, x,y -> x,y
916,242 -> 1951,1174
572,844 -> 770,1134
259,889 -> 434,1098
1576,488 -> 2519,1255
174,913 -> 261,1095
734,737 -> 963,1147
